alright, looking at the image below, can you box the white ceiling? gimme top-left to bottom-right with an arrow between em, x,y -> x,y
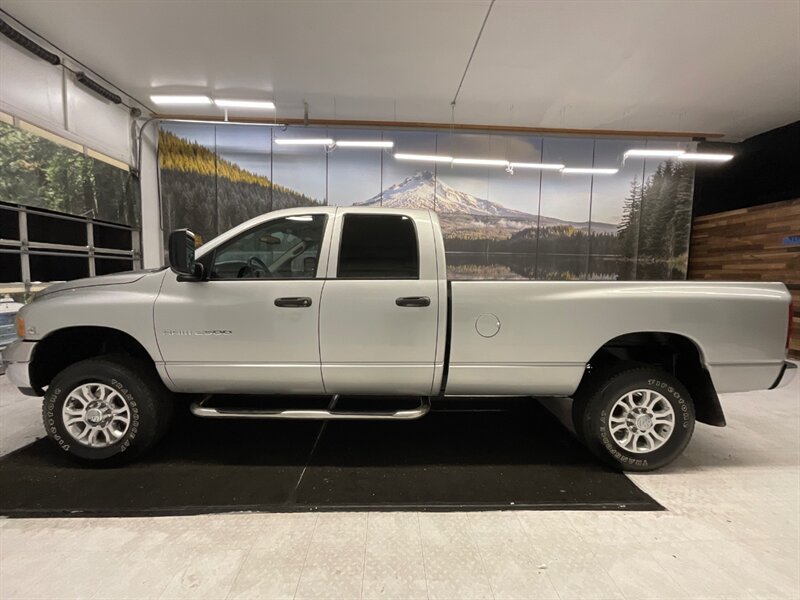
1,0 -> 798,140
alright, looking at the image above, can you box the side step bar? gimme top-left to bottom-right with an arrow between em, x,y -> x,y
190,395 -> 431,421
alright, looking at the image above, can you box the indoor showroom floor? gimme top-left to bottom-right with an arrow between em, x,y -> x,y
0,369 -> 798,600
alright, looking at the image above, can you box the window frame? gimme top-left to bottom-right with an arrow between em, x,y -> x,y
205,214 -> 329,281
335,213 -> 420,281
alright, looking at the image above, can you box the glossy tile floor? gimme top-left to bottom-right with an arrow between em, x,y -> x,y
1,369 -> 798,600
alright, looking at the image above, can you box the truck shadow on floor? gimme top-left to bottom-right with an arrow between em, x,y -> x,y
0,397 -> 662,517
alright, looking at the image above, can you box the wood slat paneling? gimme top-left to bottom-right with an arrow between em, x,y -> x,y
689,198 -> 800,358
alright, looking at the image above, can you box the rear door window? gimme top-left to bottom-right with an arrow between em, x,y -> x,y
337,214 -> 419,279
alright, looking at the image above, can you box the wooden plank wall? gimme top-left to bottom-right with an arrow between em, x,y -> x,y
688,198 -> 800,358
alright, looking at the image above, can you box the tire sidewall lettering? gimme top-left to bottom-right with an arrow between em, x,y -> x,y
583,371 -> 695,471
47,374 -> 141,456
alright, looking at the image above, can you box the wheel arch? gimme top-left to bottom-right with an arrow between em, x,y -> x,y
583,331 -> 725,427
30,326 -> 158,394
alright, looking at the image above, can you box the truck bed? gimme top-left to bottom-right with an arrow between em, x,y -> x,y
445,280 -> 790,396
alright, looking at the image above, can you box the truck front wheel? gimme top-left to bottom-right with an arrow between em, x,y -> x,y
572,366 -> 695,472
42,356 -> 171,464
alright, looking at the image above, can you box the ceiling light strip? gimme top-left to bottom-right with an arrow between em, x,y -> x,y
394,153 -> 454,162
150,95 -> 212,105
509,162 -> 565,170
678,153 -> 734,162
274,138 -> 334,145
452,158 -> 509,166
213,99 -> 275,109
562,167 -> 619,175
336,140 -> 394,148
624,149 -> 686,158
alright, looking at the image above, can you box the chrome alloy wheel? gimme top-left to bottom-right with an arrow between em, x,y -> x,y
607,389 -> 675,454
62,383 -> 131,448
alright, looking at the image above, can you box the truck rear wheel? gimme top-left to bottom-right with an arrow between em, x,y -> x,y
42,356 -> 171,465
572,366 -> 695,472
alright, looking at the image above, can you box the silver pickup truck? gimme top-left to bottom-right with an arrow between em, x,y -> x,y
3,207 -> 796,470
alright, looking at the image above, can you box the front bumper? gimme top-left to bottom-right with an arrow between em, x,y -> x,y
770,361 -> 798,390
1,339 -> 39,395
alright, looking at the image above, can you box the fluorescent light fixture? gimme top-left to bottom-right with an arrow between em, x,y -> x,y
678,152 -> 734,162
509,162 -> 565,170
287,215 -> 313,221
562,167 -> 619,175
150,95 -> 212,105
452,158 -> 509,167
394,153 -> 453,162
213,99 -> 275,109
335,140 -> 394,148
274,138 -> 334,145
624,149 -> 686,158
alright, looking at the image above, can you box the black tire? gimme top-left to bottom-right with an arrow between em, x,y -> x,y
42,355 -> 171,465
571,393 -> 589,444
571,366 -> 695,472
571,361 -> 638,444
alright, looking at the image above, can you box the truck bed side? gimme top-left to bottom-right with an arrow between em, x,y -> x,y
445,280 -> 790,396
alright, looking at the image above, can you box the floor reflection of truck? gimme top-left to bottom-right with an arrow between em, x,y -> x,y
2,207 -> 796,470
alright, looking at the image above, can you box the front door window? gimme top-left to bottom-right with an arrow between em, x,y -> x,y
211,215 -> 326,279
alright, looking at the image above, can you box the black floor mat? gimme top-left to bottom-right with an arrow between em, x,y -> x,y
0,398 -> 661,517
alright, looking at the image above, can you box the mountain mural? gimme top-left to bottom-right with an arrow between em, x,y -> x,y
358,171 -> 617,235
156,126 -> 692,282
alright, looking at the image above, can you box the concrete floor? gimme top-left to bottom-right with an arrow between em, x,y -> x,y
0,370 -> 798,600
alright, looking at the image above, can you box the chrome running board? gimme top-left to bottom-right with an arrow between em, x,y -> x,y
189,395 -> 431,421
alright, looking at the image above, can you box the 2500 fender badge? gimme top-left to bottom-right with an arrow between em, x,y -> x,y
162,329 -> 232,336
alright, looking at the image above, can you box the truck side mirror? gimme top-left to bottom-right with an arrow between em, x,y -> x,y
168,229 -> 204,280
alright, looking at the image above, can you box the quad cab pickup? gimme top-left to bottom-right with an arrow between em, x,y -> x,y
3,207 -> 796,470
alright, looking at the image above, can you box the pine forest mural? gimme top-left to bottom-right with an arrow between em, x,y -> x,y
158,124 -> 694,280
0,121 -> 139,226
159,130 -> 319,243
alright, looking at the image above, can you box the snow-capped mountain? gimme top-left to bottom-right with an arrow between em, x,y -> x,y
357,171 -> 617,234
360,171 -> 531,217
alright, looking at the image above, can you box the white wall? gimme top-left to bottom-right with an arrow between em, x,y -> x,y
138,124 -> 163,268
0,36 -> 133,165
0,31 -> 166,265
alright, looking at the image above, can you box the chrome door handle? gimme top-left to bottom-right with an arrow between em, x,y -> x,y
274,296 -> 313,308
395,296 -> 431,307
